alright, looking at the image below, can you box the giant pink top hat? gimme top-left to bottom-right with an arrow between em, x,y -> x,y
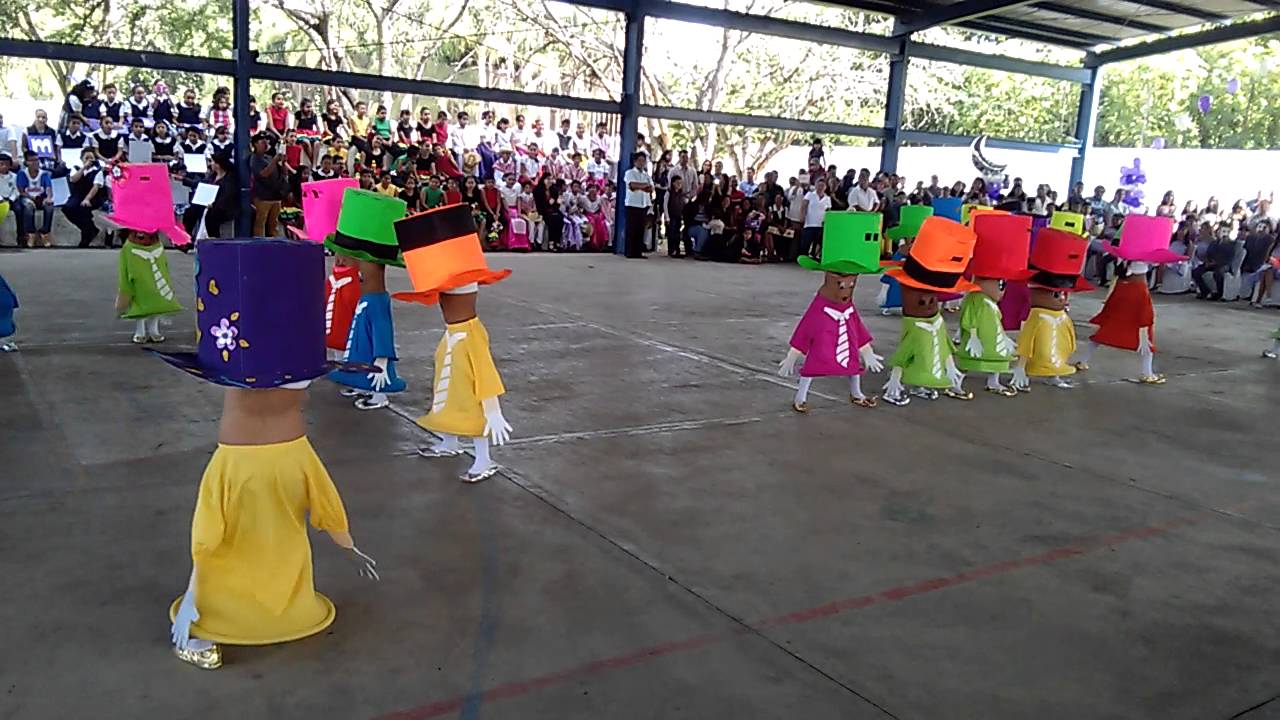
103,163 -> 191,246
293,177 -> 359,243
1104,214 -> 1186,264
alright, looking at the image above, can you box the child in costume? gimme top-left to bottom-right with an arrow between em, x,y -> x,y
151,238 -> 379,670
954,214 -> 1032,397
105,164 -> 191,343
880,205 -> 934,315
325,188 -> 409,410
1072,215 -> 1184,384
0,273 -> 17,352
392,204 -> 515,483
325,258 -> 361,361
1011,229 -> 1094,390
881,217 -> 978,406
778,212 -> 885,411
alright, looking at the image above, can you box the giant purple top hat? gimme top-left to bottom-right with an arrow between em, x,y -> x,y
1104,214 -> 1187,265
150,238 -> 373,388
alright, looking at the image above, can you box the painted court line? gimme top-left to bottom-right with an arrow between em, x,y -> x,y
371,510 -> 1214,720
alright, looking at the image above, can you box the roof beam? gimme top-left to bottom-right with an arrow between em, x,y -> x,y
641,0 -> 897,54
639,104 -> 885,139
1117,0 -> 1229,23
0,37 -> 235,76
964,15 -> 1115,45
1033,2 -> 1168,34
1089,13 -> 1280,64
910,41 -> 1092,82
893,0 -> 1038,36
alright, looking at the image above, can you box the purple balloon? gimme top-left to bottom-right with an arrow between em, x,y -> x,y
1152,137 -> 1166,150
1226,78 -> 1240,95
1198,95 -> 1212,114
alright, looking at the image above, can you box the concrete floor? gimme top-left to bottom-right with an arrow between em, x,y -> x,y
2,248 -> 1279,720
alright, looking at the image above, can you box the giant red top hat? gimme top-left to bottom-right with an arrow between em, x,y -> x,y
969,213 -> 1033,281
1027,228 -> 1095,293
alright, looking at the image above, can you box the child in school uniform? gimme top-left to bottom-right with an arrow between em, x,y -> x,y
91,115 -> 123,163
101,83 -> 124,124
206,89 -> 233,132
150,80 -> 175,126
127,84 -> 153,127
180,128 -> 208,164
209,124 -> 234,160
176,89 -> 203,135
123,118 -> 155,161
151,121 -> 179,164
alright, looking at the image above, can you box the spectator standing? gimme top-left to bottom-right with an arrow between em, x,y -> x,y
848,174 -> 880,212
1247,199 -> 1273,231
672,149 -> 697,200
22,110 -> 58,170
666,175 -> 688,257
557,118 -> 573,151
249,134 -> 286,237
653,151 -> 671,235
799,178 -> 830,260
1087,185 -> 1108,222
0,115 -> 15,159
348,101 -> 371,154
266,92 -> 292,140
623,151 -> 652,259
807,138 -> 825,171
738,167 -> 758,197
590,122 -> 613,161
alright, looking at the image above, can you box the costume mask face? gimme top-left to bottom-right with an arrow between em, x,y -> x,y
901,285 -> 938,317
975,277 -> 1005,302
819,272 -> 856,304
439,288 -> 478,324
1031,287 -> 1068,311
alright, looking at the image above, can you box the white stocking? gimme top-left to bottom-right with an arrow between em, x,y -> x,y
469,436 -> 493,474
369,392 -> 387,406
794,377 -> 813,406
987,373 -> 1004,390
146,316 -> 161,337
848,375 -> 864,400
1271,339 -> 1280,356
1139,344 -> 1155,377
432,433 -> 461,453
1076,341 -> 1098,365
133,319 -> 148,339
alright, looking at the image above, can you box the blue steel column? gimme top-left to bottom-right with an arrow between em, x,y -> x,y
880,37 -> 909,173
1069,65 -> 1101,190
233,0 -> 253,236
613,1 -> 644,254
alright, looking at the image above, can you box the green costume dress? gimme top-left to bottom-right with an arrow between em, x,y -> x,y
118,240 -> 183,319
887,314 -> 954,388
954,292 -> 1016,374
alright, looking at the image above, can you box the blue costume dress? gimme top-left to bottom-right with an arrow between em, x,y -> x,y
0,273 -> 17,339
879,249 -> 906,311
328,292 -> 406,392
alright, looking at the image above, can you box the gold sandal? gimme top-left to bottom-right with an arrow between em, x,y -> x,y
791,401 -> 810,414
174,643 -> 222,670
850,395 -> 878,408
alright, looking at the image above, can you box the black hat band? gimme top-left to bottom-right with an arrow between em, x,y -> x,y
903,255 -> 962,289
395,204 -> 477,252
331,230 -> 400,261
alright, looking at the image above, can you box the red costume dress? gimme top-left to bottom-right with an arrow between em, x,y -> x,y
324,264 -> 361,353
1088,277 -> 1155,352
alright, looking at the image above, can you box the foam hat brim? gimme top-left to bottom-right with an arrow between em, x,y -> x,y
1102,243 -> 1188,265
324,235 -> 406,268
102,214 -> 193,247
884,266 -> 981,294
147,349 -> 379,388
796,256 -> 885,275
392,268 -> 513,306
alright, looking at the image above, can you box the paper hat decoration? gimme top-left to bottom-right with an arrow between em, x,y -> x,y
931,197 -> 963,222
1027,228 -> 1095,293
324,188 -> 407,267
883,217 -> 980,293
798,212 -> 884,275
1049,210 -> 1086,236
1105,214 -> 1186,264
966,206 -> 1009,227
886,204 -> 934,242
150,239 -> 375,387
295,177 -> 359,243
102,163 -> 191,246
969,214 -> 1033,281
392,204 -> 512,306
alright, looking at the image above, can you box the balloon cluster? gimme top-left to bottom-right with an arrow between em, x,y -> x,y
1118,158 -> 1146,209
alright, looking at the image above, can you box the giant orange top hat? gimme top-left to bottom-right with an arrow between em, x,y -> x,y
969,213 -> 1033,281
392,204 -> 512,306
882,216 -> 980,293
1027,228 -> 1095,293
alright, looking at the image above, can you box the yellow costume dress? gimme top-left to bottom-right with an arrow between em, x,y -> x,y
418,317 -> 505,438
1016,307 -> 1077,377
168,437 -> 350,645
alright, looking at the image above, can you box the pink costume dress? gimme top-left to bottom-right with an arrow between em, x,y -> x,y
789,293 -> 874,376
582,196 -> 611,251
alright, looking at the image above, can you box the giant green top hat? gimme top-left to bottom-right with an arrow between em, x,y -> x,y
886,204 -> 934,242
798,211 -> 884,275
324,188 -> 408,267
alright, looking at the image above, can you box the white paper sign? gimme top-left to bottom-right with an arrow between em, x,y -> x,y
191,182 -> 219,207
183,153 -> 208,175
51,176 -> 70,207
127,142 -> 153,164
60,148 -> 83,170
170,179 -> 190,206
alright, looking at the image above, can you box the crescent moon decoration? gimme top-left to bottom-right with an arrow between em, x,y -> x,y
969,134 -> 1008,175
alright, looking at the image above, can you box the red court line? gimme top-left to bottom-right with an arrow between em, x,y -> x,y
373,510 -> 1213,720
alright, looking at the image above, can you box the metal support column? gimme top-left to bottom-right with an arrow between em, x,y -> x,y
880,37 -> 909,174
1069,65 -> 1101,190
613,2 -> 644,255
232,0 -> 254,236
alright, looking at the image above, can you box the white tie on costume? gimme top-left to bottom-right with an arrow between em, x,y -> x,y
822,306 -> 855,368
325,275 -> 354,335
131,245 -> 174,301
343,300 -> 367,362
917,316 -> 946,379
430,331 -> 468,415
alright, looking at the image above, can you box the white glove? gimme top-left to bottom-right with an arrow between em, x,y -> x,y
170,570 -> 199,649
349,546 -> 380,581
1012,362 -> 1030,390
965,331 -> 985,358
777,347 -> 804,377
945,356 -> 965,388
996,333 -> 1017,357
481,396 -> 513,446
859,344 -> 884,373
883,367 -> 904,397
367,357 -> 390,392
